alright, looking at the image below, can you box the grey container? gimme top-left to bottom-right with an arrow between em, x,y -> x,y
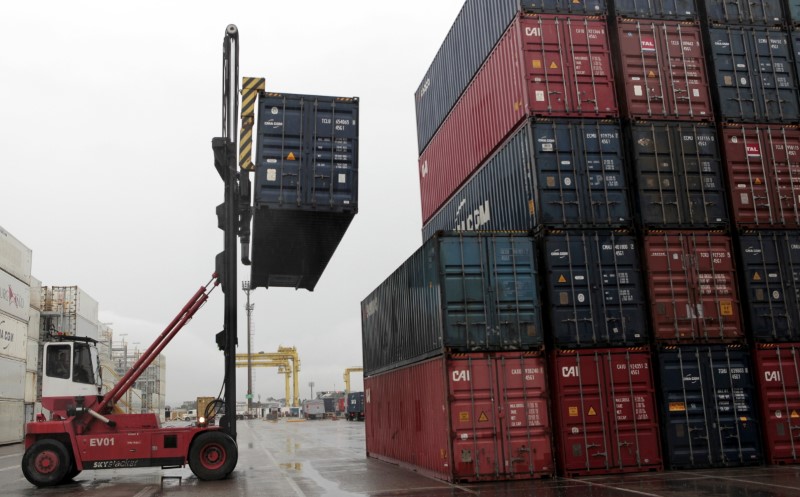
361,232 -> 543,376
701,0 -> 784,25
422,119 -> 631,241
613,0 -> 698,19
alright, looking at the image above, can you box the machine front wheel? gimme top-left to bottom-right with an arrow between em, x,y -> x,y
189,431 -> 238,480
21,439 -> 72,487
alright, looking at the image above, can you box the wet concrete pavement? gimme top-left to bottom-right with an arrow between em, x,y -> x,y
2,418 -> 800,496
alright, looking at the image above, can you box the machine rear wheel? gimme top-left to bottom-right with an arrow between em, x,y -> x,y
189,431 -> 238,480
21,439 -> 71,487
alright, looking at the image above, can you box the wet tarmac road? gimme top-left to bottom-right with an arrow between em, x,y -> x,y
1,418 -> 799,496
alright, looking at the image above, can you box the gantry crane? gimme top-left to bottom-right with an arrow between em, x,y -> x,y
235,346 -> 300,407
343,367 -> 363,394
234,358 -> 291,409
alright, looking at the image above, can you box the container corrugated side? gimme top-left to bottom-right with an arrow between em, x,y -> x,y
542,231 -> 648,348
252,93 -> 358,291
614,20 -> 713,121
0,269 -> 29,322
629,122 -> 727,229
29,276 -> 41,310
26,338 -> 38,373
0,356 -> 25,400
0,313 -> 27,361
365,351 -> 554,482
27,309 -> 39,340
0,400 -> 24,444
418,15 -> 617,223
422,119 -> 630,239
361,233 -> 542,376
643,232 -> 743,343
707,27 -> 799,123
753,343 -> 800,465
414,0 -> 608,154
737,232 -> 800,343
551,347 -> 662,476
0,226 -> 31,285
613,0 -> 698,19
721,124 -> 800,229
702,0 -> 784,25
24,371 -> 36,403
657,344 -> 762,469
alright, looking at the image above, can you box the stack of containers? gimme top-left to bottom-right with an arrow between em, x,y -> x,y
0,226 -> 31,444
701,0 -> 800,466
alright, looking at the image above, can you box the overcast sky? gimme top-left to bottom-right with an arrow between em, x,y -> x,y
1,1 -> 464,406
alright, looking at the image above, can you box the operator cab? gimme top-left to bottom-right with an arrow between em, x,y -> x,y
42,337 -> 102,416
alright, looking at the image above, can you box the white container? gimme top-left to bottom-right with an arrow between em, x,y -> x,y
0,400 -> 25,444
0,269 -> 30,321
27,309 -> 40,340
0,226 -> 32,285
25,371 -> 37,403
0,312 -> 28,360
44,286 -> 99,322
76,315 -> 99,340
0,355 -> 25,400
29,276 -> 42,310
26,338 -> 39,373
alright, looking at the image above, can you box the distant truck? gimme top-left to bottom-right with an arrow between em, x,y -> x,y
303,399 -> 325,420
346,392 -> 365,421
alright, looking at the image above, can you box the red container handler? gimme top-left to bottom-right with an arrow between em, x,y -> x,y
418,14 -> 617,224
550,347 -> 662,477
364,351 -> 553,483
721,124 -> 800,229
614,19 -> 713,121
643,231 -> 743,343
754,343 -> 800,465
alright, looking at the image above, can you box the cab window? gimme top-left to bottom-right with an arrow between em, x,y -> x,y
73,343 -> 95,384
46,344 -> 71,379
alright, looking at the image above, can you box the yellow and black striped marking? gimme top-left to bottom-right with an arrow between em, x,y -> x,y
239,77 -> 265,171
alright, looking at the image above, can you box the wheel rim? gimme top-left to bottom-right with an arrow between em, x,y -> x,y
200,442 -> 226,470
33,450 -> 60,475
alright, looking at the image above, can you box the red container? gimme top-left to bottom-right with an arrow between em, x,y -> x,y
644,232 -> 743,342
754,343 -> 800,465
364,351 -> 553,482
418,14 -> 617,223
550,347 -> 662,477
615,19 -> 713,121
722,124 -> 800,229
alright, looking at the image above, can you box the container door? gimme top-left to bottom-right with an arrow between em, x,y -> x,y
755,344 -> 800,464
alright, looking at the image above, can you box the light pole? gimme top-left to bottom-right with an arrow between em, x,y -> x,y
308,381 -> 315,400
242,281 -> 255,414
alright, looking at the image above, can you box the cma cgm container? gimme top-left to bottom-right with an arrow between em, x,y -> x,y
658,344 -> 762,469
0,225 -> 32,285
251,93 -> 358,291
707,27 -> 799,123
361,233 -> 542,376
702,0 -> 784,25
629,122 -> 727,229
737,231 -> 800,342
753,343 -> 800,465
422,119 -> 630,239
365,351 -> 553,482
644,232 -> 743,342
415,0 -> 607,154
419,15 -> 617,222
614,0 -> 698,19
615,20 -> 712,121
0,269 -> 29,322
722,124 -> 800,229
551,348 -> 662,476
542,231 -> 648,348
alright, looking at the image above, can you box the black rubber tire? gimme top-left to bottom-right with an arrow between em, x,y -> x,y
21,439 -> 72,487
189,431 -> 238,481
64,464 -> 81,481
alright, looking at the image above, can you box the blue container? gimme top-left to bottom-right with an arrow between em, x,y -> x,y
613,0 -> 698,19
702,0 -> 783,25
422,119 -> 630,240
361,233 -> 543,376
790,1 -> 800,24
542,230 -> 648,348
628,122 -> 728,229
708,27 -> 799,123
658,344 -> 762,469
737,231 -> 800,343
415,0 -> 607,154
251,93 -> 358,291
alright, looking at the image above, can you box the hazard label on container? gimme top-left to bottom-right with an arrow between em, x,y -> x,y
669,402 -> 686,412
287,152 -> 297,160
588,407 -> 597,416
479,412 -> 489,422
755,178 -> 763,185
753,272 -> 762,281
792,410 -> 799,419
720,301 -> 733,316
647,70 -> 656,78
549,61 -> 559,69
569,406 -> 579,417
459,412 -> 470,422
558,275 -> 567,283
